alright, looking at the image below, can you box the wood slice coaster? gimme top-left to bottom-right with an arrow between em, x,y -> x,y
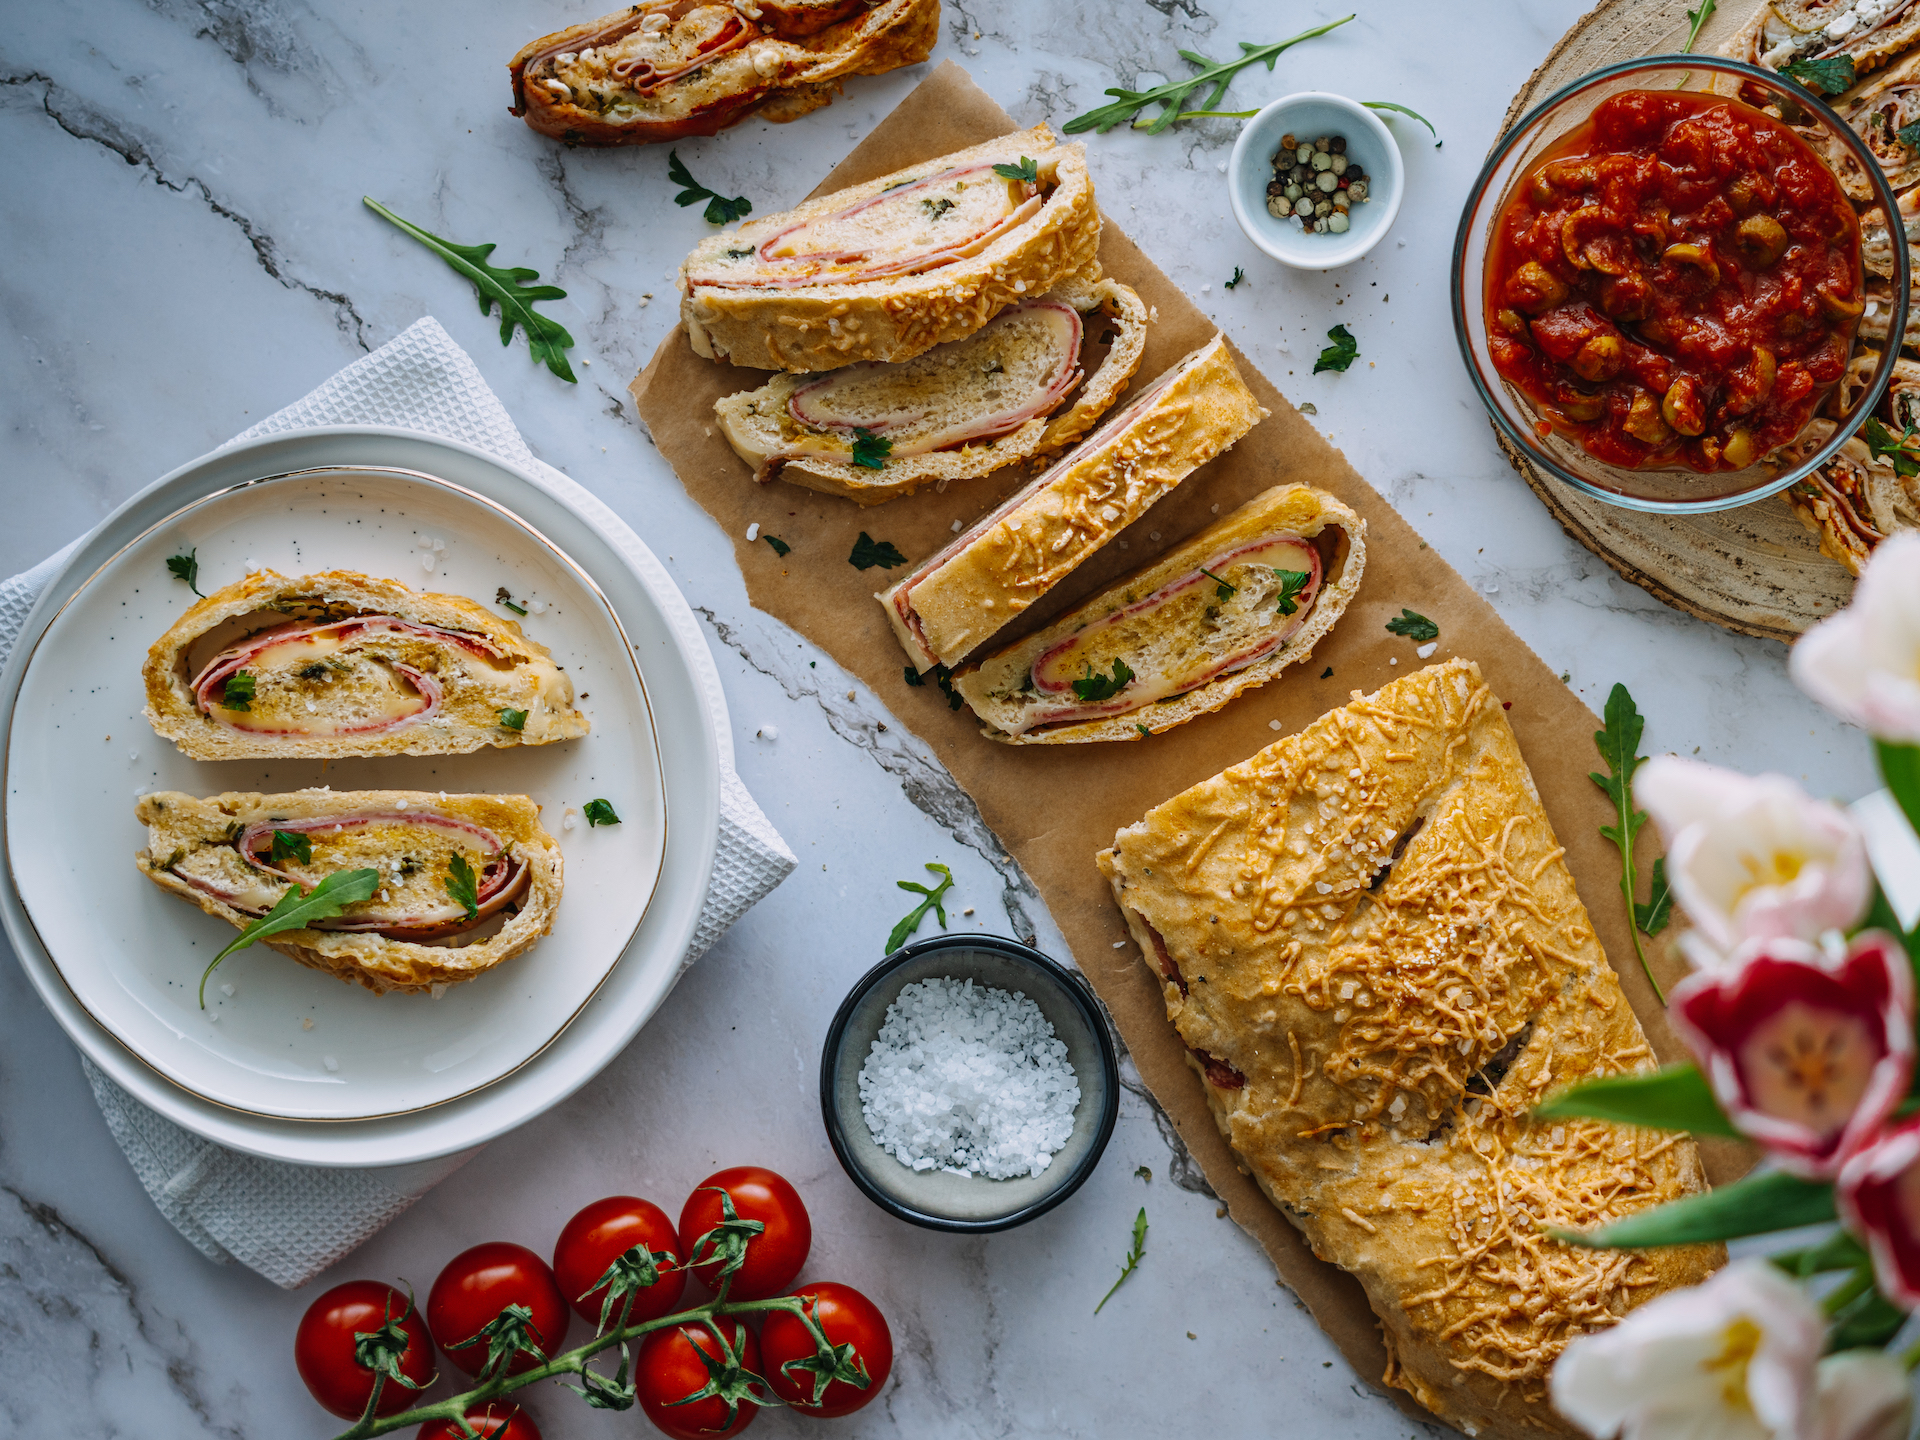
1495,0 -> 1855,641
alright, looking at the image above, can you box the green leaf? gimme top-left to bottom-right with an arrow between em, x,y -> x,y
364,198 -> 577,382
1136,723 -> 1150,737
848,532 -> 907,570
1224,266 -> 1245,290
887,862 -> 954,952
498,707 -> 528,732
222,671 -> 256,711
1590,682 -> 1665,1004
1901,119 -> 1920,151
447,853 -> 479,921
760,534 -> 791,558
166,549 -> 204,597
1682,0 -> 1716,54
1199,566 -> 1238,600
1878,740 -> 1920,841
495,586 -> 529,617
1313,323 -> 1359,374
1782,53 -> 1856,96
1553,1168 -> 1835,1249
270,830 -> 312,866
1385,608 -> 1438,642
1533,1064 -> 1740,1138
902,666 -> 924,688
583,799 -> 621,828
1635,855 -> 1674,936
1274,569 -> 1311,617
1773,1229 -> 1869,1278
991,156 -> 1039,183
851,428 -> 893,470
1072,658 -> 1135,703
667,150 -> 752,225
1863,417 -> 1920,480
1828,1283 -> 1908,1350
1095,1208 -> 1148,1313
1364,100 -> 1441,146
200,868 -> 380,1006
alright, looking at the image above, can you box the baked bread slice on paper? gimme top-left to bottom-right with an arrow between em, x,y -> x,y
1097,658 -> 1720,1440
136,789 -> 564,995
143,570 -> 589,761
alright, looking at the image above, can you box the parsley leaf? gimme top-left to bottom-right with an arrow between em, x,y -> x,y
1364,100 -> 1441,146
849,532 -> 907,569
1199,566 -> 1237,600
1589,683 -> 1666,1004
1782,53 -> 1855,96
887,862 -> 955,951
1063,19 -> 1354,134
199,868 -> 380,1007
1095,1208 -> 1148,1313
495,586 -> 528,616
667,150 -> 753,225
584,798 -> 621,827
364,198 -> 576,382
921,196 -> 956,220
761,534 -> 792,557
1224,266 -> 1245,290
902,663 -> 966,709
1385,609 -> 1439,641
1274,569 -> 1311,616
991,156 -> 1039,183
1683,0 -> 1716,53
1313,323 -> 1359,374
1901,120 -> 1920,151
1864,416 -> 1920,479
270,830 -> 312,866
222,671 -> 256,711
446,853 -> 480,922
1072,658 -> 1135,702
167,549 -> 204,597
1136,722 -> 1151,737
1635,855 -> 1674,937
498,707 -> 528,731
851,428 -> 893,470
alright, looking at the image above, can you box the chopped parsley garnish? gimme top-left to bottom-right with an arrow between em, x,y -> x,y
850,428 -> 893,470
668,150 -> 752,225
495,586 -> 528,616
1320,667 -> 1334,679
761,534 -> 792,557
1901,120 -> 1920,152
1782,53 -> 1854,96
903,663 -> 965,709
991,156 -> 1039,183
921,196 -> 956,220
1199,566 -> 1237,600
498,707 -> 529,731
167,549 -> 204,597
1274,569 -> 1311,616
1135,722 -> 1151,737
270,830 -> 312,866
1224,266 -> 1245,290
446,853 -> 480,921
849,532 -> 907,569
583,798 -> 621,827
1072,658 -> 1134,702
222,671 -> 256,711
1313,324 -> 1359,374
1385,608 -> 1439,642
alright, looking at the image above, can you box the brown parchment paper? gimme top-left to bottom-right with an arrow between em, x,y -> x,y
632,59 -> 1748,1409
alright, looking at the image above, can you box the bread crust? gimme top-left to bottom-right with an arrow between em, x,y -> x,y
679,125 -> 1102,372
712,272 -> 1149,504
877,335 -> 1267,670
953,485 -> 1366,742
135,789 -> 564,995
141,570 -> 590,761
1098,659 -> 1721,1440
508,0 -> 938,148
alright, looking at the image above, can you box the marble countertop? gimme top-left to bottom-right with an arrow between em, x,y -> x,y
0,2 -> 1880,1436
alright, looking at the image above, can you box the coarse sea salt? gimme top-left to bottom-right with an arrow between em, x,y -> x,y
858,976 -> 1080,1180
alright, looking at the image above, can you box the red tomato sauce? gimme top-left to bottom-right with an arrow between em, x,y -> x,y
1486,89 -> 1865,473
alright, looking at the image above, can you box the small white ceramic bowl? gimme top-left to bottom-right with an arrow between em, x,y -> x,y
1228,92 -> 1404,270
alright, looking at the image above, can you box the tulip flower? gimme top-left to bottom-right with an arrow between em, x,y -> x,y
1550,1258 -> 1822,1440
1669,933 -> 1913,1177
1840,1112 -> 1920,1309
1792,531 -> 1920,746
1637,757 -> 1872,965
1808,1350 -> 1913,1440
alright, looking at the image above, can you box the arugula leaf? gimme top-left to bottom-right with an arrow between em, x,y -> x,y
270,830 -> 312,866
222,671 -> 256,711
1274,569 -> 1311,617
199,868 -> 380,1006
364,198 -> 577,382
1364,100 -> 1441,147
495,586 -> 529,616
761,534 -> 792,558
1199,566 -> 1237,600
667,150 -> 752,225
447,853 -> 479,921
584,798 -> 621,828
1224,266 -> 1245,290
849,532 -> 907,570
887,863 -> 955,952
167,549 -> 204,597
1590,683 -> 1665,1004
1864,416 -> 1920,479
991,156 -> 1039,183
498,707 -> 528,732
1782,53 -> 1855,96
1095,1208 -> 1148,1313
1072,658 -> 1135,702
850,427 -> 893,470
1683,0 -> 1716,53
1635,855 -> 1674,936
1313,323 -> 1359,374
1064,18 -> 1355,134
1384,609 -> 1438,642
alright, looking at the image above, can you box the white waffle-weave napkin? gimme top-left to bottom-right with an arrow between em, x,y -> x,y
0,317 -> 795,1289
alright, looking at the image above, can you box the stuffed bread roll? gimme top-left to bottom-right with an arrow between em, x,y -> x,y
878,335 -> 1266,672
713,272 -> 1149,503
509,0 -> 938,148
135,790 -> 564,995
143,570 -> 589,762
953,486 -> 1365,743
1726,1 -> 1920,82
680,124 -> 1101,372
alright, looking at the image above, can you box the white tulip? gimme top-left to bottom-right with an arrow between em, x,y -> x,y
1808,1350 -> 1914,1440
1792,531 -> 1920,745
1638,756 -> 1872,966
1551,1259 -> 1822,1440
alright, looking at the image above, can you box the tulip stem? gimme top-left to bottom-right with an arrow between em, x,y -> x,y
1903,1337 -> 1920,1372
1821,1267 -> 1873,1316
1876,741 -> 1920,843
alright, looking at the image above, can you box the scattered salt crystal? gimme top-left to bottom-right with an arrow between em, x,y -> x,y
758,725 -> 779,740
563,810 -> 578,831
421,554 -> 437,573
323,1055 -> 340,1071
1149,531 -> 1162,541
432,537 -> 447,553
858,977 -> 1080,1180
951,519 -> 963,532
395,799 -> 409,810
431,983 -> 449,1000
1416,641 -> 1438,659
746,522 -> 761,541
1113,940 -> 1126,948
244,557 -> 260,572
220,983 -> 234,997
1389,657 -> 1398,665
417,537 -> 434,550
1269,720 -> 1282,731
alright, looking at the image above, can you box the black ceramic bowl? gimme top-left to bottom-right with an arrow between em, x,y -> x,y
819,933 -> 1119,1233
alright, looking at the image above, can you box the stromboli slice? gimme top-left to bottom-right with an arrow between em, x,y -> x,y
877,334 -> 1267,672
713,272 -> 1149,504
142,570 -> 589,761
679,124 -> 1101,372
953,485 -> 1364,742
1097,660 -> 1719,1440
135,790 -> 564,995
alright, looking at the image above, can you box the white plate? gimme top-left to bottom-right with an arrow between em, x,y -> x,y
0,429 -> 721,1163
7,465 -> 666,1120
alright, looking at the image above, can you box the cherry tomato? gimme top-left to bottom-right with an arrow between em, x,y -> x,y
552,1195 -> 687,1329
677,1167 -> 811,1300
427,1242 -> 571,1377
636,1319 -> 762,1440
418,1403 -> 543,1440
759,1282 -> 893,1418
294,1280 -> 435,1420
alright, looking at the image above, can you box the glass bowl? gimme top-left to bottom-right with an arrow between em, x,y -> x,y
1451,54 -> 1909,515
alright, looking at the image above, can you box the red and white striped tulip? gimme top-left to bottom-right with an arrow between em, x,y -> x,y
1792,531 -> 1920,746
1840,1111 -> 1920,1309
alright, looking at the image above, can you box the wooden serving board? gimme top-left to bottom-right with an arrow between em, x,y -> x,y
1497,0 -> 1856,641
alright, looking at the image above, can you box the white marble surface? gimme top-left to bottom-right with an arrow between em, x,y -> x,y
0,2 -> 1884,1437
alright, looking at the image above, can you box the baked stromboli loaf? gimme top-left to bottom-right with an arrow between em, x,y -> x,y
680,124 -> 1101,372
1097,660 -> 1720,1440
953,485 -> 1364,742
878,334 -> 1266,672
142,571 -> 590,761
508,0 -> 938,147
1725,0 -> 1920,83
136,790 -> 564,995
713,271 -> 1149,504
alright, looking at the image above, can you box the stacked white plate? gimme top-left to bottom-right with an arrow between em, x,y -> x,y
0,429 -> 721,1166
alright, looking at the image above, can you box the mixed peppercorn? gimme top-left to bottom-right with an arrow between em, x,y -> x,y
1266,132 -> 1370,235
